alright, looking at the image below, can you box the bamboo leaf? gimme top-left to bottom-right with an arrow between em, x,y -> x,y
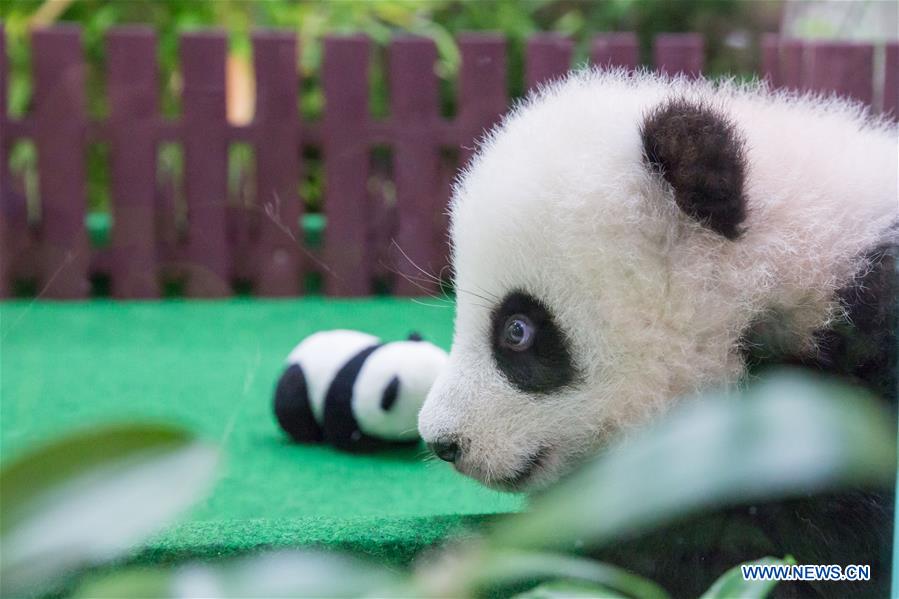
0,424 -> 219,597
491,371 -> 896,551
514,579 -> 628,598
471,550 -> 669,599
73,568 -> 174,599
414,548 -> 668,599
700,556 -> 795,599
76,551 -> 402,599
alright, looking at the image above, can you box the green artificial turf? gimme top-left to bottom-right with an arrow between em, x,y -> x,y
0,299 -> 523,565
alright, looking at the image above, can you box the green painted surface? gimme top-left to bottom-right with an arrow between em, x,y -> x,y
0,299 -> 522,564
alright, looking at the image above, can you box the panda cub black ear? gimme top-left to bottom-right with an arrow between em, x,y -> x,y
641,98 -> 748,240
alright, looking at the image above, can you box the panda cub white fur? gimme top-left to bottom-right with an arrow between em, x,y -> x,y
274,330 -> 447,452
417,69 -> 897,596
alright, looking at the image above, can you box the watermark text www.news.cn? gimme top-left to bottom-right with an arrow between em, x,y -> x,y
741,563 -> 871,582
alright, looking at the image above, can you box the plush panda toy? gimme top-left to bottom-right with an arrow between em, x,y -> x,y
417,70 -> 897,596
274,330 -> 447,452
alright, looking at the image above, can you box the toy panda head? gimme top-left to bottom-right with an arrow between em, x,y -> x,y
417,70 -> 898,491
346,338 -> 449,443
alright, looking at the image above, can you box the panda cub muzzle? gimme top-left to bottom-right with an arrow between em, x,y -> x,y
427,432 -> 555,491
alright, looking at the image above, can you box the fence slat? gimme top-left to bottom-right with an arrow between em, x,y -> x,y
322,35 -> 371,297
0,24 -> 9,297
525,33 -> 573,92
779,39 -> 805,91
591,32 -> 639,69
155,169 -> 180,270
253,31 -> 302,296
107,27 -> 159,298
882,42 -> 898,117
0,208 -> 6,298
390,37 -> 442,296
181,31 -> 231,297
228,175 -> 255,285
1,176 -> 34,291
760,33 -> 780,86
808,41 -> 873,105
654,33 -> 704,78
457,34 -> 508,167
32,26 -> 90,298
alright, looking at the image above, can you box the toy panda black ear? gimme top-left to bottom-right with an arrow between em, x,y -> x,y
407,332 -> 423,342
641,98 -> 747,240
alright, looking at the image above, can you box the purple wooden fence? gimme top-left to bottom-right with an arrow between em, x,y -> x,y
761,34 -> 898,108
1,27 -> 895,299
32,26 -> 91,299
107,26 -> 159,298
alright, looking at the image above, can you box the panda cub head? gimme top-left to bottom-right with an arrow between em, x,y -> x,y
417,70 -> 898,491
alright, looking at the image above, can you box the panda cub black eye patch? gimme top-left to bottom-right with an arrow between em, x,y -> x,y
490,291 -> 578,394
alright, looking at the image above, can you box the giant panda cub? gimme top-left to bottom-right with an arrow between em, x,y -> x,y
275,330 -> 448,452
417,70 -> 897,597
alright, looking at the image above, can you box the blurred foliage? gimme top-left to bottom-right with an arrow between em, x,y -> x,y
1,370 -> 894,598
1,0 -> 774,212
2,0 -> 768,117
491,371 -> 897,551
698,556 -> 796,599
0,423 -> 219,597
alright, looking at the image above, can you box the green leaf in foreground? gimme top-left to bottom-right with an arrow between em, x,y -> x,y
700,556 -> 796,599
414,548 -> 668,599
76,551 -> 402,598
513,579 -> 628,598
491,371 -> 896,551
73,568 -> 174,599
471,551 -> 668,599
0,423 -> 220,597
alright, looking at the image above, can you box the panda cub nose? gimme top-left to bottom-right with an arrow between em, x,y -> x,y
429,439 -> 460,463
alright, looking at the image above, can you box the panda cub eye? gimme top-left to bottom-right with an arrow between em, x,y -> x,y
491,291 -> 577,394
501,315 -> 535,351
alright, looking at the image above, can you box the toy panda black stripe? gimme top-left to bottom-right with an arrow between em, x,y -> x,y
273,363 -> 322,444
322,343 -> 396,452
274,330 -> 447,452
